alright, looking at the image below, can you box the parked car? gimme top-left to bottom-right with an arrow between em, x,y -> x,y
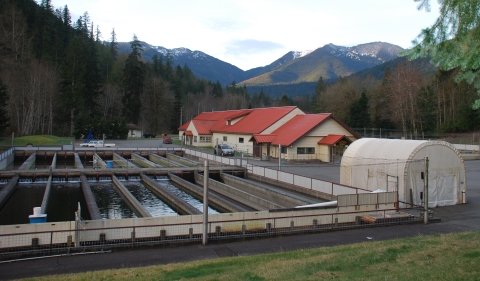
79,140 -> 115,147
143,133 -> 156,138
214,144 -> 234,156
162,135 -> 173,144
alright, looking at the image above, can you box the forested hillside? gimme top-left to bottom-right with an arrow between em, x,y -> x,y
0,0 -> 261,139
310,60 -> 480,137
0,0 -> 477,140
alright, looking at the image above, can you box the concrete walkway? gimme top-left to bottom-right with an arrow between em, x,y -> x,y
1,148 -> 478,280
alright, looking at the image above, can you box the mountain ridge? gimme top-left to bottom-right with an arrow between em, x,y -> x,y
116,41 -> 403,87
239,42 -> 403,86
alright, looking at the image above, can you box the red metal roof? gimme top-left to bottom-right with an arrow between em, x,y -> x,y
211,106 -> 298,134
270,114 -> 331,146
251,134 -> 277,143
178,121 -> 190,131
225,110 -> 254,120
318,134 -> 351,145
179,106 -> 299,135
185,130 -> 193,136
192,120 -> 217,135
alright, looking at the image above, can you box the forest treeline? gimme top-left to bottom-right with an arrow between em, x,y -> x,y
0,0 -> 478,140
0,0 -> 273,139
310,61 -> 480,138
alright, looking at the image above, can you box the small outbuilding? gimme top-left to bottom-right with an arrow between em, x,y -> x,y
340,138 -> 466,207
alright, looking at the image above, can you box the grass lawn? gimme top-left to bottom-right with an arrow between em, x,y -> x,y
0,135 -> 74,146
23,230 -> 480,281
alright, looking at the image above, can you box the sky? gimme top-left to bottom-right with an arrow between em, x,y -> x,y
49,0 -> 440,71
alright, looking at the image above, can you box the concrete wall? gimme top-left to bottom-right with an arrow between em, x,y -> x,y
221,173 -> 309,207
195,172 -> 281,210
0,205 -> 403,248
0,153 -> 14,170
246,172 -> 337,201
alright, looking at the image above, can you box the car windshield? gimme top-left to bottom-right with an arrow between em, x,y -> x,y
221,145 -> 232,149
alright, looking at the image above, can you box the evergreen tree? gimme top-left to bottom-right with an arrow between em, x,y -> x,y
348,91 -> 370,128
0,81 -> 10,133
122,34 -> 145,124
59,36 -> 87,135
170,78 -> 183,132
313,76 -> 326,112
164,52 -> 173,81
109,28 -> 118,61
152,54 -> 164,76
83,33 -> 102,116
62,5 -> 71,49
278,94 -> 291,106
212,80 -> 223,97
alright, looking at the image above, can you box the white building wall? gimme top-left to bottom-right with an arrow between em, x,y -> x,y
305,118 -> 353,137
212,133 -> 253,153
128,129 -> 142,138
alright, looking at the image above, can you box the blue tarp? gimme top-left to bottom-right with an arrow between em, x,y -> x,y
84,129 -> 95,143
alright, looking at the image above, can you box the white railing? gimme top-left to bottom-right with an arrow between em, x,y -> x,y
183,148 -> 371,196
0,148 -> 13,161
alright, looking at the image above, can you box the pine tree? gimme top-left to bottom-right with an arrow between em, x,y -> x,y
212,80 -> 222,97
0,81 -> 10,133
313,77 -> 326,112
109,28 -> 118,61
170,78 -> 183,132
165,52 -> 174,81
348,91 -> 370,128
278,94 -> 291,106
122,34 -> 145,124
152,54 -> 164,76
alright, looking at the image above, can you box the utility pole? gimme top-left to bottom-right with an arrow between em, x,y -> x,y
424,157 -> 429,224
180,106 -> 183,127
202,160 -> 209,245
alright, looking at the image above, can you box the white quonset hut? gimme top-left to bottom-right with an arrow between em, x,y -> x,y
340,138 -> 466,207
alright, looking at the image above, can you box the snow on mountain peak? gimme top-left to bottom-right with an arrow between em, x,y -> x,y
292,49 -> 313,59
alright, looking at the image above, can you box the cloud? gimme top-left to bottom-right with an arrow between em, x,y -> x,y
225,39 -> 284,56
205,18 -> 244,32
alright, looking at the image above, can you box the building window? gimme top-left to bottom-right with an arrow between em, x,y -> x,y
297,147 -> 315,154
239,137 -> 244,143
199,136 -> 211,143
194,136 -> 197,143
223,136 -> 227,141
281,146 -> 287,154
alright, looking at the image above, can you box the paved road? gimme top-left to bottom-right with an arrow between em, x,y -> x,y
1,146 -> 479,280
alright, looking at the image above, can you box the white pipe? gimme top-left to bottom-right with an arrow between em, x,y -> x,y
295,201 -> 337,208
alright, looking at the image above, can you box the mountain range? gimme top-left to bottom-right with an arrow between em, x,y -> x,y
117,41 -> 403,89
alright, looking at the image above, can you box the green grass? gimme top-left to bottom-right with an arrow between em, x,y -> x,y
21,230 -> 480,281
0,135 -> 74,146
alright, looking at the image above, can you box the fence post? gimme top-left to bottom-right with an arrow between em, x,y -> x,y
424,157 -> 429,224
203,160 -> 209,245
74,202 -> 80,247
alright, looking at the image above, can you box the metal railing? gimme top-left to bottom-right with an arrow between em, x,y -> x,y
0,207 -> 421,261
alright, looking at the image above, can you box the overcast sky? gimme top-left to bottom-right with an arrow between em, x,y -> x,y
49,0 -> 440,71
